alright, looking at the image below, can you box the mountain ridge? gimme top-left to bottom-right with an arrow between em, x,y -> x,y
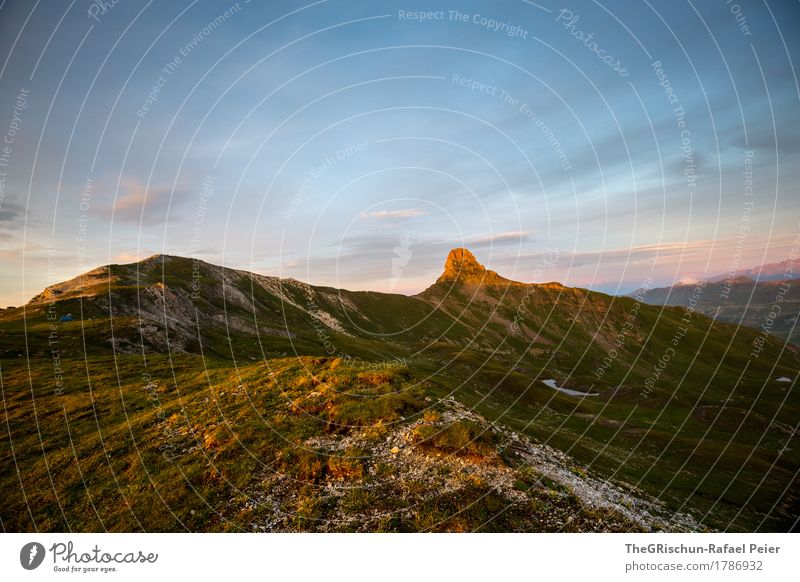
707,260 -> 798,284
633,271 -> 800,345
2,247 -> 798,531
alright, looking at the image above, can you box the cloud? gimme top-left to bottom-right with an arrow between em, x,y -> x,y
0,242 -> 57,262
0,197 -> 25,223
466,230 -> 530,246
107,178 -> 188,224
546,234 -> 797,283
114,252 -> 150,263
675,276 -> 701,285
561,240 -> 718,269
359,208 -> 429,220
727,125 -> 800,154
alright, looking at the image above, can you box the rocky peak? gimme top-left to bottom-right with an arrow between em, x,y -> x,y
436,248 -> 510,286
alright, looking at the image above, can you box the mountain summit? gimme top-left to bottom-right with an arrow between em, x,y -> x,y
3,247 -> 799,532
436,248 -> 513,286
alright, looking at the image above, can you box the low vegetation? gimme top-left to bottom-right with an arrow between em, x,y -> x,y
2,251 -> 798,532
1,355 -> 666,532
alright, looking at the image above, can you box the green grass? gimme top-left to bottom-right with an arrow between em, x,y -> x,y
0,354 -> 643,532
412,419 -> 497,457
2,255 -> 798,532
417,344 -> 799,532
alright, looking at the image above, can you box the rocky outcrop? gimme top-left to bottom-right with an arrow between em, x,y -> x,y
221,398 -> 699,532
436,248 -> 515,286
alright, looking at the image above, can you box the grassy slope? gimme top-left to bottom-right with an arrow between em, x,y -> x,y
414,281 -> 800,531
1,256 -> 798,531
640,278 -> 800,345
1,355 -> 646,533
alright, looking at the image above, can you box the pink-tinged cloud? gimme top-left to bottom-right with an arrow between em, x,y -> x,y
108,178 -> 187,224
545,234 -> 797,290
114,252 -> 156,264
564,235 -> 794,271
359,209 -> 429,220
466,230 -> 531,246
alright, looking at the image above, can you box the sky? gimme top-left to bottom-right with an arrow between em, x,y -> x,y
0,0 -> 798,305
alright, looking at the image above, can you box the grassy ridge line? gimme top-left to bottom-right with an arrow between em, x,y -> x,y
1,252 -> 798,531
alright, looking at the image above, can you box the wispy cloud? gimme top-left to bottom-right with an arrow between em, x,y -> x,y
106,178 -> 187,224
113,251 -> 154,263
466,230 -> 530,246
565,236 -> 795,266
551,234 -> 798,287
359,208 -> 429,220
0,197 -> 25,224
566,240 -> 713,266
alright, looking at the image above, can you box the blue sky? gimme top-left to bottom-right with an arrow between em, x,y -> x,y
0,0 -> 798,304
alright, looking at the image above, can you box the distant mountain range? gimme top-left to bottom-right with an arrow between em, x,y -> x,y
633,260 -> 799,345
707,260 -> 798,283
1,249 -> 798,532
